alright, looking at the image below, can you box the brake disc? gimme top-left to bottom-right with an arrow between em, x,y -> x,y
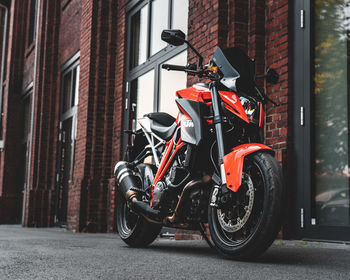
217,173 -> 254,233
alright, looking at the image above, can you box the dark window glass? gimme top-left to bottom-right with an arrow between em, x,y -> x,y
62,72 -> 72,113
0,6 -> 8,139
313,0 -> 350,226
28,0 -> 37,46
62,63 -> 79,114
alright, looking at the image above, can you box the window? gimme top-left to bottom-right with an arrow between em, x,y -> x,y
27,0 -> 37,47
55,54 -> 79,223
124,0 -> 189,145
0,5 -> 8,141
19,87 -> 32,199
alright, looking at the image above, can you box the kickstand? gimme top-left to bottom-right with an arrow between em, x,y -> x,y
198,223 -> 216,251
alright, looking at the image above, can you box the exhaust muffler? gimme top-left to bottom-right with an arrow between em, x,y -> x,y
114,161 -> 160,222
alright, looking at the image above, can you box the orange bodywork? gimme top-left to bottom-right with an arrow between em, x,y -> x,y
176,84 -> 212,104
176,85 -> 250,124
223,143 -> 274,192
258,102 -> 265,127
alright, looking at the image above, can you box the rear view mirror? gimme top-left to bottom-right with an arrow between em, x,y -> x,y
266,68 -> 279,84
161,30 -> 185,46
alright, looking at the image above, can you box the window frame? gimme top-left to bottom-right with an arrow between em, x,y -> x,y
293,0 -> 350,241
54,52 -> 80,224
60,52 -> 80,122
123,0 -> 188,152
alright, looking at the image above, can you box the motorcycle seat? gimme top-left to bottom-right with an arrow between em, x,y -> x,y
145,112 -> 176,126
144,112 -> 177,141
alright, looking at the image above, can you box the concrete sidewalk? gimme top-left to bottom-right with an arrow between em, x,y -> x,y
0,225 -> 349,280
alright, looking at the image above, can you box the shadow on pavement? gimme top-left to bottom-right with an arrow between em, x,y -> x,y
125,240 -> 350,268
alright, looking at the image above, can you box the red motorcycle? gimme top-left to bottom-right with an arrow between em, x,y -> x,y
115,30 -> 284,260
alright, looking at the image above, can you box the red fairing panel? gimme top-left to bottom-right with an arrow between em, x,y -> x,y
258,102 -> 265,127
218,91 -> 250,124
223,143 -> 274,192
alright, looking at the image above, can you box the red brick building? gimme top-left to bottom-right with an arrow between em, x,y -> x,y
0,0 -> 349,242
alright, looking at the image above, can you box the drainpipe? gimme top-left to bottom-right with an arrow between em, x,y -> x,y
22,0 -> 42,226
0,4 -> 8,149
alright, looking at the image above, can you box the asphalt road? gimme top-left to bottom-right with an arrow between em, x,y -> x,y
0,225 -> 349,280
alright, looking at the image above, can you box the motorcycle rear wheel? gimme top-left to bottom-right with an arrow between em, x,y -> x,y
208,151 -> 285,260
116,193 -> 162,247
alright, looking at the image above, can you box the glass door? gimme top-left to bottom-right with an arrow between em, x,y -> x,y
294,0 -> 350,241
57,117 -> 74,223
55,58 -> 79,225
312,0 -> 350,228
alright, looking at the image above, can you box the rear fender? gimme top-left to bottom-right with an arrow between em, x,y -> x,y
223,143 -> 274,192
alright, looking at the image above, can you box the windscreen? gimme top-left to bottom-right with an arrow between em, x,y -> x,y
212,47 -> 256,95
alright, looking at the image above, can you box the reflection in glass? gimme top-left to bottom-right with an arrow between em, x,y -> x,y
131,70 -> 155,130
172,0 -> 189,35
160,51 -> 187,117
62,72 -> 72,113
71,66 -> 79,107
151,0 -> 169,55
313,0 -> 350,226
130,4 -> 148,68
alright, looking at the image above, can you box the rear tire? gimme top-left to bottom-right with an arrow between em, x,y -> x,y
116,193 -> 162,247
208,151 -> 285,260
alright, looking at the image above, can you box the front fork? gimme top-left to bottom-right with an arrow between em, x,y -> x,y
209,82 -> 227,207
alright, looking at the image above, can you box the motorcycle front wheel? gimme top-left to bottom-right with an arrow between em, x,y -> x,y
208,151 -> 285,260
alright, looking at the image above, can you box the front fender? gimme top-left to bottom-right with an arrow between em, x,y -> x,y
223,143 -> 274,192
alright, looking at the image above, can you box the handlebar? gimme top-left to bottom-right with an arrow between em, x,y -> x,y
162,66 -> 279,105
162,63 -> 220,81
162,64 -> 187,71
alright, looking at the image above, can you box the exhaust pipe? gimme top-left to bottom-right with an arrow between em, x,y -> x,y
114,161 -> 160,222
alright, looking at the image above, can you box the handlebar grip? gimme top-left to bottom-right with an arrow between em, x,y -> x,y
162,64 -> 186,71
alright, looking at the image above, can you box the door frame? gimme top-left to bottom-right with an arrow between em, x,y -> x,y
54,53 -> 80,225
294,0 -> 350,242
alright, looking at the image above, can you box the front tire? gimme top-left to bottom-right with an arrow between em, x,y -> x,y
208,151 -> 285,260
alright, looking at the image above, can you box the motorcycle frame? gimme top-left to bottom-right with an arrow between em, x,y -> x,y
137,82 -> 273,208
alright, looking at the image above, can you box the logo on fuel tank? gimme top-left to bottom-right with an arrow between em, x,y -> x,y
183,119 -> 194,128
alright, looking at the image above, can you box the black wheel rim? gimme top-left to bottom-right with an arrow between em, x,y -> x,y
213,158 -> 266,247
118,197 -> 139,237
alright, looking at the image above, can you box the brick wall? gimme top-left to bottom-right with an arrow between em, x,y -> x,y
0,0 -> 293,237
66,0 -> 119,233
59,0 -> 81,66
0,0 -> 30,223
264,0 -> 293,237
24,0 -> 61,227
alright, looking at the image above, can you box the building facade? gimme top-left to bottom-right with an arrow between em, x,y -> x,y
0,0 -> 349,242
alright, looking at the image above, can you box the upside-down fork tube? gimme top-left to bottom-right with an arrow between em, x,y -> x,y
223,143 -> 274,192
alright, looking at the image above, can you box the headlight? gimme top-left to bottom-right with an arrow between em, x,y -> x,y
239,97 -> 258,123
